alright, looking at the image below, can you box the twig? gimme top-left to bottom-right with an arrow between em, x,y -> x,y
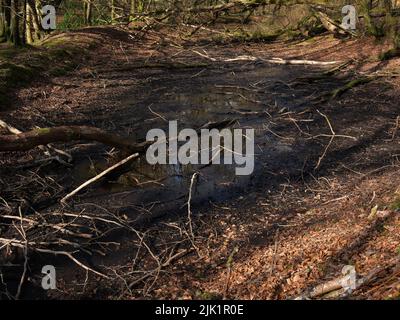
270,230 -> 280,276
186,172 -> 199,254
192,49 -> 217,62
391,116 -> 400,141
224,246 -> 239,300
148,104 -> 168,122
15,207 -> 28,300
128,248 -> 192,289
36,248 -> 109,279
0,239 -> 109,279
0,215 -> 92,238
187,173 -> 198,235
314,110 -> 356,170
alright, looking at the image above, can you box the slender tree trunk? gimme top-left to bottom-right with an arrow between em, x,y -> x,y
0,0 -> 6,42
21,0 -> 27,45
10,0 -> 20,45
28,1 -> 42,41
25,0 -> 33,43
84,0 -> 93,25
111,0 -> 116,24
130,0 -> 137,21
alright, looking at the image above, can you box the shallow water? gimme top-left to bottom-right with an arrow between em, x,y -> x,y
72,63 -> 319,213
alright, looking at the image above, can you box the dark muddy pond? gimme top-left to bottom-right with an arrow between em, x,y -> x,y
70,64 -> 317,219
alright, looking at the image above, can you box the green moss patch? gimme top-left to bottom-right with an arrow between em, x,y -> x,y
379,48 -> 400,61
389,197 -> 400,211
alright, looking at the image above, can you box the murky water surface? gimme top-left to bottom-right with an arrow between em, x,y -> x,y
73,64 -> 316,210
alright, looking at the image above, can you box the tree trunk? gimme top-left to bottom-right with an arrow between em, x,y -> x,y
111,0 -> 116,24
21,0 -> 27,44
10,0 -> 20,45
84,0 -> 93,25
28,1 -> 42,41
0,0 -> 6,42
25,0 -> 33,43
130,0 -> 137,21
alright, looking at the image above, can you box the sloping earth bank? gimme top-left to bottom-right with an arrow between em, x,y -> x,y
0,26 -> 399,299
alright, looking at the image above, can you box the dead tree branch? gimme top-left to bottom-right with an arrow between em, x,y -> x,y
0,125 -> 149,153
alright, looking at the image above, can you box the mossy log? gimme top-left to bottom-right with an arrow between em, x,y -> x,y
0,119 -> 238,153
0,126 -> 149,152
331,77 -> 376,99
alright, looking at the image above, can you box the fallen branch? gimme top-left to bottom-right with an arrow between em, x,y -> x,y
128,248 -> 192,289
313,110 -> 357,169
186,172 -> 199,254
0,119 -> 72,161
0,119 -> 21,135
295,259 -> 400,299
263,57 -> 340,66
192,53 -> 340,66
61,153 -> 140,204
0,125 -> 149,153
0,238 -> 109,278
182,23 -> 226,35
15,208 -> 28,300
331,76 -> 376,99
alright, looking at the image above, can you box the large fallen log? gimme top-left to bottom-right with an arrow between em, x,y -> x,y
0,125 -> 149,153
0,119 -> 236,153
0,119 -> 72,161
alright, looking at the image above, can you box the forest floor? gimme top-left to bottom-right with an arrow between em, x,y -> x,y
1,24 -> 400,300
